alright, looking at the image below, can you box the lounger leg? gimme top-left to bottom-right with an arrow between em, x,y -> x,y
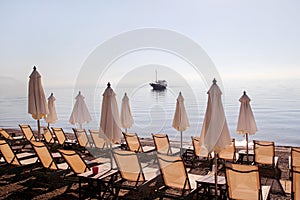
277,179 -> 286,196
79,178 -> 82,199
114,187 -> 120,200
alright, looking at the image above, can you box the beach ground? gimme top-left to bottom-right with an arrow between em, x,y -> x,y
0,129 -> 293,199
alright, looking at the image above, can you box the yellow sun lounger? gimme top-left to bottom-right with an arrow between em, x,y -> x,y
292,166 -> 300,200
225,163 -> 271,200
112,149 -> 161,198
123,132 -> 155,153
152,133 -> 180,155
156,153 -> 203,199
0,139 -> 38,175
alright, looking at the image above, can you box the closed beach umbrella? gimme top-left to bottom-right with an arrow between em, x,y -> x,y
120,93 -> 134,132
237,91 -> 258,162
100,82 -> 122,143
28,66 -> 49,140
199,78 -> 231,198
69,91 -> 92,129
172,92 -> 190,154
45,93 -> 58,126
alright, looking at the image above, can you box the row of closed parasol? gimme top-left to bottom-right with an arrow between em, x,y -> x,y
27,67 -> 132,143
171,78 -> 257,199
198,78 -> 257,199
28,67 -> 257,151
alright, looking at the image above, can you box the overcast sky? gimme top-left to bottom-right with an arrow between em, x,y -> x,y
1,0 -> 300,89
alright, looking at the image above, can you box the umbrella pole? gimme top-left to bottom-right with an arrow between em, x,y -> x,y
246,133 -> 249,163
109,143 -> 113,170
214,154 -> 218,199
180,131 -> 183,155
37,119 -> 41,141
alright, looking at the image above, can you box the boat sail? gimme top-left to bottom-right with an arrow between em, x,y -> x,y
149,70 -> 167,90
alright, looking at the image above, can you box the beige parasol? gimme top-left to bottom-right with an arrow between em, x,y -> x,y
172,92 -> 190,154
69,91 -> 92,129
120,93 -> 134,132
100,82 -> 122,144
200,78 -> 231,199
28,66 -> 49,140
237,91 -> 258,162
45,93 -> 58,126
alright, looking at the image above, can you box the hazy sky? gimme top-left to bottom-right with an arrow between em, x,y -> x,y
1,0 -> 300,89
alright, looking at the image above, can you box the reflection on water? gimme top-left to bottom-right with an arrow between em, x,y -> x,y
151,89 -> 166,102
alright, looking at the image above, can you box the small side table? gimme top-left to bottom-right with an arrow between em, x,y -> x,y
78,164 -> 118,199
196,174 -> 226,199
238,149 -> 254,164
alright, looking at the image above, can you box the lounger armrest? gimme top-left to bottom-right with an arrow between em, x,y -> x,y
288,156 -> 291,170
235,153 -> 239,162
261,185 -> 271,200
143,146 -> 156,153
274,156 -> 279,167
138,174 -> 161,192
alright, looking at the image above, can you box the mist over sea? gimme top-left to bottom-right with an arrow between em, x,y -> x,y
1,78 -> 300,147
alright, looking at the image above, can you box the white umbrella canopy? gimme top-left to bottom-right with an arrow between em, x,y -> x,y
200,79 -> 231,154
45,93 -> 58,125
69,91 -> 92,129
237,91 -> 257,135
172,92 -> 190,153
120,93 -> 134,132
237,91 -> 258,162
199,78 -> 231,199
100,82 -> 122,144
28,66 -> 49,139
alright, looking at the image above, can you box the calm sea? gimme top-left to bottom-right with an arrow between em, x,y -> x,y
1,78 -> 300,147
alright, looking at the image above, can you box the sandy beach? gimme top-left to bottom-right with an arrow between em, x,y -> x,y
0,128 -> 293,199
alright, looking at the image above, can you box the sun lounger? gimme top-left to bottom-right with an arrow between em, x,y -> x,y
29,140 -> 70,187
225,163 -> 271,200
30,141 -> 68,172
41,126 -> 56,145
291,166 -> 300,200
0,128 -> 26,152
73,128 -> 92,148
58,149 -> 112,174
0,128 -> 24,141
89,129 -> 109,149
19,124 -> 38,142
51,127 -> 76,147
0,139 -> 38,175
58,148 -> 114,197
123,132 -> 155,153
88,129 -> 120,169
112,149 -> 161,198
89,129 -> 120,149
0,139 -> 36,161
72,128 -> 93,155
289,147 -> 300,179
253,140 -> 284,194
254,140 -> 278,166
156,152 -> 203,199
184,136 -> 212,168
152,133 -> 180,155
218,138 -> 238,163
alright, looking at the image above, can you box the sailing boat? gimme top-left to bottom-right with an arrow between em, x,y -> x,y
149,70 -> 167,90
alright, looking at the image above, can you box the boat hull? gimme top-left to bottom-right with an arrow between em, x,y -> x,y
150,83 -> 166,90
